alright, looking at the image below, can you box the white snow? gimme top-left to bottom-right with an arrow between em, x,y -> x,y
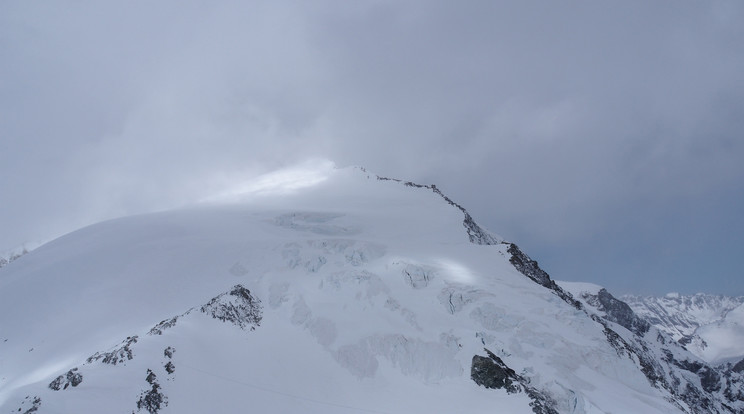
0,167 -> 689,413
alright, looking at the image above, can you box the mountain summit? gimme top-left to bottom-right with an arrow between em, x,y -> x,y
0,167 -> 742,413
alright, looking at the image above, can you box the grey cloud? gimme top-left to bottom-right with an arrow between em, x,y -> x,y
1,0 -> 743,294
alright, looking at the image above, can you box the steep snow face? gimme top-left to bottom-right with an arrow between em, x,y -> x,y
0,167 -> 737,414
623,293 -> 744,363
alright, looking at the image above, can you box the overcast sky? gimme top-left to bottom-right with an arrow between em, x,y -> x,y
2,0 -> 743,295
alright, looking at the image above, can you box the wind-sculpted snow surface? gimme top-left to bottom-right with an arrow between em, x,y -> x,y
0,167 -> 741,413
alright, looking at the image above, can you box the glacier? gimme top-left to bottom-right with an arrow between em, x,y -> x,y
0,166 -> 742,413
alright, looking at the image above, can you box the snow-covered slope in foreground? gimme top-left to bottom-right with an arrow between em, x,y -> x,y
1,167 -> 742,413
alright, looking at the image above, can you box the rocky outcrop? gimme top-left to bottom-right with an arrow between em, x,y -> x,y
15,396 -> 41,414
471,350 -> 520,393
164,346 -> 175,374
48,368 -> 83,390
506,243 -> 583,310
200,285 -> 262,330
87,336 -> 138,365
148,316 -> 180,336
732,358 -> 744,374
584,289 -> 650,336
471,349 -> 558,414
148,284 -> 262,336
136,369 -> 167,414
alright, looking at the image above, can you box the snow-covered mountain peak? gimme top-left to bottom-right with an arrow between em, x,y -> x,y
1,168 -> 742,413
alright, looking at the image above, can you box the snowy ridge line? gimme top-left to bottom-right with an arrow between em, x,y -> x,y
179,363 -> 395,414
374,172 -> 583,311
505,243 -> 583,311
0,240 -> 47,269
373,174 -> 501,245
0,248 -> 29,270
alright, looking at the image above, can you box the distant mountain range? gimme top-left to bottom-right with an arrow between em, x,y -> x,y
623,293 -> 744,364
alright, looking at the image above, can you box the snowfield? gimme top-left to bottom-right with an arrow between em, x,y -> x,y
0,167 -> 741,413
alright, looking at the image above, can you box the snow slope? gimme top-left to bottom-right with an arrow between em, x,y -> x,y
0,167 -> 741,413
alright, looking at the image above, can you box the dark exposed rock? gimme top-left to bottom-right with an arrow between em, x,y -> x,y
525,391 -> 560,414
148,316 -> 180,336
699,367 -> 722,393
164,346 -> 175,359
471,350 -> 520,393
376,176 -> 501,245
151,286 -> 263,336
163,346 -> 176,374
136,369 -> 167,414
583,289 -> 650,336
87,336 -> 138,365
48,368 -> 83,390
679,334 -> 694,346
667,355 -> 722,393
733,358 -> 744,374
16,396 -> 41,414
506,243 -> 552,287
506,243 -> 583,310
471,349 -> 558,414
164,361 -> 175,375
200,285 -> 262,330
723,372 -> 744,403
428,184 -> 501,245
